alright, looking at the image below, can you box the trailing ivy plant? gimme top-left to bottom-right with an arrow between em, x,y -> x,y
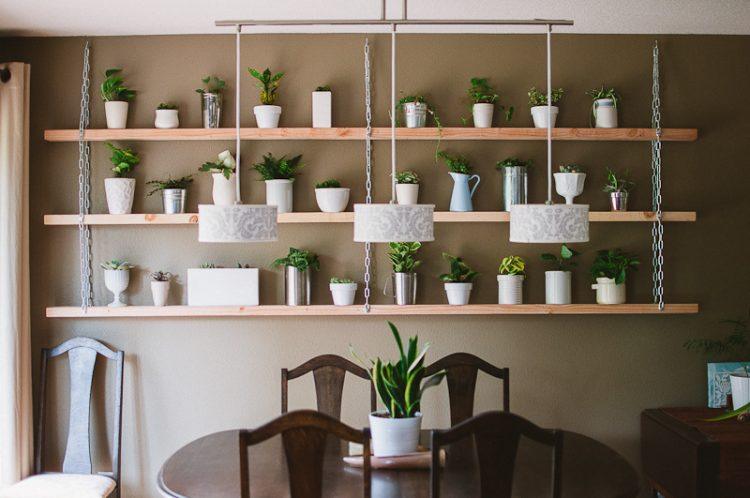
105,142 -> 139,177
315,85 -> 331,92
396,93 -> 443,159
315,179 -> 341,189
195,75 -> 226,95
396,171 -> 420,185
272,247 -> 320,271
100,259 -> 133,271
156,102 -> 178,110
330,277 -> 355,284
100,68 -> 136,102
541,244 -> 580,272
590,249 -> 639,284
199,150 -> 236,179
248,68 -> 284,105
150,271 -> 172,282
437,150 -> 472,175
603,168 -> 634,193
252,153 -> 303,181
559,163 -> 584,173
466,77 -> 513,122
438,253 -> 478,283
496,157 -> 532,170
145,176 -> 194,196
528,87 -> 564,106
388,242 -> 422,274
498,255 -> 525,276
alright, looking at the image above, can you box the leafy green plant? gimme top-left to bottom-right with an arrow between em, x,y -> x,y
528,87 -> 564,106
315,179 -> 341,189
466,77 -> 513,121
541,244 -> 580,271
195,76 -> 226,95
496,157 -> 532,170
236,263 -> 252,268
156,102 -> 177,110
199,150 -> 236,179
105,142 -> 139,178
396,171 -> 420,185
603,168 -> 634,193
559,163 -> 584,173
590,249 -> 639,284
200,263 -> 218,269
498,255 -> 525,276
438,253 -> 478,283
315,85 -> 331,92
100,68 -> 136,102
145,176 -> 193,196
331,277 -> 355,284
150,271 -> 172,282
248,68 -> 284,105
253,153 -> 303,181
388,242 -> 422,273
100,259 -> 133,271
272,247 -> 320,271
395,95 -> 442,127
437,150 -> 472,175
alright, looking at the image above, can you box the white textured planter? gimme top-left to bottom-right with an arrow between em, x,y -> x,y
154,109 -> 179,129
530,105 -> 558,128
497,274 -> 524,304
312,91 -> 332,128
592,277 -> 626,305
593,98 -> 618,128
265,179 -> 294,213
554,172 -> 586,205
105,101 -> 129,129
104,269 -> 129,307
253,105 -> 282,128
545,271 -> 572,305
444,282 -> 472,306
730,374 -> 750,410
330,282 -> 357,306
211,173 -> 237,206
315,188 -> 350,213
105,178 -> 135,214
396,184 -> 419,205
151,280 -> 170,307
369,412 -> 422,457
472,103 -> 494,128
187,268 -> 259,306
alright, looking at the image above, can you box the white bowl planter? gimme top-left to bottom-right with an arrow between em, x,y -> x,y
530,105 -> 558,128
330,282 -> 357,306
730,373 -> 750,410
104,178 -> 136,214
554,172 -> 586,205
154,109 -> 179,129
254,105 -> 282,128
497,274 -> 524,304
545,271 -> 572,305
369,412 -> 422,457
151,280 -> 170,307
315,188 -> 350,213
444,282 -> 472,306
104,101 -> 129,129
266,179 -> 294,213
593,98 -> 618,128
591,277 -> 626,304
472,103 -> 494,128
312,91 -> 332,128
396,184 -> 419,205
211,173 -> 237,206
104,269 -> 130,307
187,268 -> 259,306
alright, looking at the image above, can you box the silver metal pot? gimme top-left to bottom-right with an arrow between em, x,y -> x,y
201,92 -> 222,128
285,266 -> 311,306
404,102 -> 428,128
609,191 -> 629,211
393,273 -> 417,305
501,166 -> 528,211
162,189 -> 186,214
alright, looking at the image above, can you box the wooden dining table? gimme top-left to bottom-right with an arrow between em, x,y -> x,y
158,428 -> 640,497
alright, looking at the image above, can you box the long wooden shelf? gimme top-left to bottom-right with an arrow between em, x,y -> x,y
43,127 -> 698,142
46,303 -> 699,318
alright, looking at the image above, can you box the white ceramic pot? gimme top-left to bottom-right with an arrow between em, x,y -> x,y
253,105 -> 282,128
104,269 -> 129,307
151,280 -> 170,307
369,412 -> 422,457
545,271 -> 572,305
211,173 -> 237,206
592,277 -> 626,305
530,105 -> 558,128
593,98 -> 618,128
396,184 -> 419,205
154,109 -> 179,129
472,103 -> 494,128
104,178 -> 136,215
554,172 -> 587,205
315,188 -> 350,213
266,179 -> 294,213
730,373 -> 750,410
330,282 -> 357,306
444,282 -> 472,306
497,274 -> 524,304
312,91 -> 332,128
105,101 -> 129,129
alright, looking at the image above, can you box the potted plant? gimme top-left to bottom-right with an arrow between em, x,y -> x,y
150,271 -> 172,307
528,87 -> 564,128
100,68 -> 135,129
101,260 -> 133,307
395,171 -> 420,205
104,142 -> 139,215
466,77 -> 513,128
154,103 -> 179,129
496,157 -> 531,211
396,94 -> 441,129
199,150 -> 237,206
541,244 -> 579,305
439,253 -> 479,306
272,248 -> 320,306
146,175 -> 193,214
590,249 -> 639,304
497,255 -> 525,304
554,164 -> 586,205
330,277 -> 357,306
587,85 -> 620,128
312,85 -> 332,128
603,168 -> 634,211
314,179 -> 350,213
196,75 -> 225,128
252,152 -> 303,214
187,263 -> 259,306
248,67 -> 284,128
387,242 -> 421,305
438,150 -> 480,212
351,321 -> 445,456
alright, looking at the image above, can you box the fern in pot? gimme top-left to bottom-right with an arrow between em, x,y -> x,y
253,152 -> 303,214
395,170 -> 420,205
329,277 -> 357,306
387,242 -> 421,305
439,253 -> 479,305
104,142 -> 139,215
497,255 -> 525,304
314,179 -> 349,213
101,68 -> 135,129
249,67 -> 284,128
199,150 -> 237,206
590,249 -> 639,304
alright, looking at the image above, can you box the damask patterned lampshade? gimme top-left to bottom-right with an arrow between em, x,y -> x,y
198,204 -> 278,243
353,204 -> 435,242
509,204 -> 589,243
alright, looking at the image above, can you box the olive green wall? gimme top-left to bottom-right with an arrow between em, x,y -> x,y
3,33 -> 749,497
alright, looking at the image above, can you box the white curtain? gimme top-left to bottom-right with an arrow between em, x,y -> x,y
0,62 -> 33,488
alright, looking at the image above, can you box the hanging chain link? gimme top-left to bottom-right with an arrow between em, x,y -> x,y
650,41 -> 665,311
363,38 -> 374,312
77,41 -> 93,310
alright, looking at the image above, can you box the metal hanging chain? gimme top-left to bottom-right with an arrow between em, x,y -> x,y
650,41 -> 665,310
363,37 -> 374,312
77,40 -> 93,310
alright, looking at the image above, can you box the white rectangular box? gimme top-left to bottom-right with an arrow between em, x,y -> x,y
187,268 -> 259,306
312,91 -> 332,128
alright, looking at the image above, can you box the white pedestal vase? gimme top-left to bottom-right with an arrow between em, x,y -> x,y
554,173 -> 586,205
591,277 -> 626,304
312,91 -> 332,128
593,98 -> 618,128
315,188 -> 350,213
266,179 -> 294,213
154,109 -> 179,129
444,282 -> 472,305
211,173 -> 237,206
105,178 -> 136,215
497,274 -> 524,304
730,374 -> 750,410
545,271 -> 572,305
105,101 -> 129,129
104,269 -> 130,307
253,105 -> 282,128
472,103 -> 494,128
151,280 -> 170,307
369,412 -> 422,457
396,184 -> 419,205
530,105 -> 558,128
330,282 -> 357,306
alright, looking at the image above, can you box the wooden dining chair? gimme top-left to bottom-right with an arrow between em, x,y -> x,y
0,337 -> 124,498
239,410 -> 371,498
281,354 -> 376,420
431,411 -> 562,498
424,352 -> 509,426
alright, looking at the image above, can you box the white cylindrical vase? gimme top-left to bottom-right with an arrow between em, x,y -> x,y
151,280 -> 170,307
497,274 -> 524,304
105,101 -> 129,129
545,271 -> 572,305
211,173 -> 237,206
593,99 -> 618,128
472,103 -> 494,128
266,179 -> 294,213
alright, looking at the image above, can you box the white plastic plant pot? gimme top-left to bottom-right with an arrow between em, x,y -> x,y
554,173 -> 586,205
545,271 -> 572,305
444,282 -> 472,306
315,188 -> 350,213
151,280 -> 170,307
312,91 -> 332,128
497,274 -> 524,304
211,173 -> 237,206
593,98 -> 618,128
472,103 -> 494,128
154,109 -> 179,129
266,179 -> 294,214
330,282 -> 357,306
530,105 -> 558,128
104,178 -> 136,215
368,412 -> 422,457
104,101 -> 129,129
591,277 -> 626,305
104,269 -> 130,307
187,268 -> 259,306
396,184 -> 419,205
730,373 -> 750,410
253,105 -> 282,128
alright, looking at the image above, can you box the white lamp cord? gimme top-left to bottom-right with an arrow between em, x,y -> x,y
390,24 -> 397,203
546,24 -> 552,205
235,24 -> 242,203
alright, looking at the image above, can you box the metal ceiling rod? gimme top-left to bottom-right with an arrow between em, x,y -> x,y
215,19 -> 573,28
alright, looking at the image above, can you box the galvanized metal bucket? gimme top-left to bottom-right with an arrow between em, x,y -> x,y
201,92 -> 222,128
501,166 -> 528,211
404,102 -> 427,128
609,191 -> 629,211
385,272 -> 418,305
162,189 -> 186,214
285,266 -> 311,306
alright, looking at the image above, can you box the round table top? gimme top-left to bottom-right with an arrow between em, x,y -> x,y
159,428 -> 639,498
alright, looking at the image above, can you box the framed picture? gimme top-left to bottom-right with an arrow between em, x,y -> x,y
707,362 -> 750,408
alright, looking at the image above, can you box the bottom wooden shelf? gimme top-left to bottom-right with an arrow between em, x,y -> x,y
46,303 -> 699,318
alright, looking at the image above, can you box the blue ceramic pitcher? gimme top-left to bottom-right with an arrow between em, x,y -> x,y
449,172 -> 481,212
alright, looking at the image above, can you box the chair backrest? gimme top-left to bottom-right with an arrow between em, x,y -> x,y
36,337 -> 124,489
424,353 -> 509,426
281,354 -> 376,420
239,410 -> 371,498
430,411 -> 562,498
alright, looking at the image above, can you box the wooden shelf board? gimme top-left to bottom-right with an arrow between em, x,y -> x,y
45,303 -> 699,318
43,127 -> 698,142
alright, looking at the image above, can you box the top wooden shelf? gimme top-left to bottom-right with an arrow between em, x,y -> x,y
43,127 -> 698,142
